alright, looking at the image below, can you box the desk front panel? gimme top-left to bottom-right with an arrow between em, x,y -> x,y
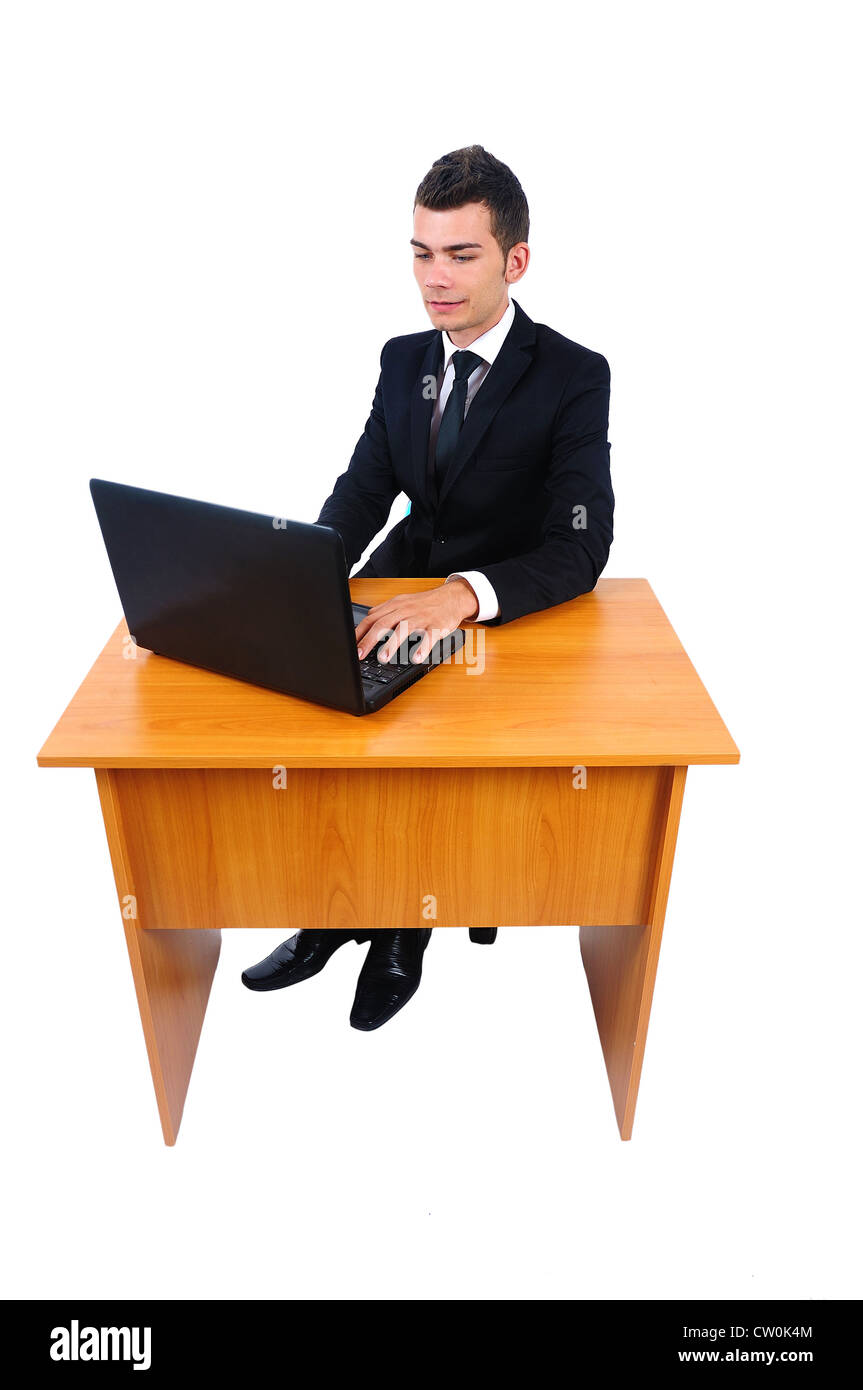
100,765 -> 678,930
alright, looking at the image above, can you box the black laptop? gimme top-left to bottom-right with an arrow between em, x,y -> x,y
89,479 -> 465,715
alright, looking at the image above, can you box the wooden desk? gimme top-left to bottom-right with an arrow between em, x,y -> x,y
37,578 -> 738,1143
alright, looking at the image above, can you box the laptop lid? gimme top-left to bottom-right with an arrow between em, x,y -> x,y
89,479 -> 367,714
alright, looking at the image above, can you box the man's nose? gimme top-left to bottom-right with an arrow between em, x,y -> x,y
425,263 -> 453,288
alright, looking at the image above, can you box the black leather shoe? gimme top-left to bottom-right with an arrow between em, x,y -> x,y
349,928 -> 432,1031
241,929 -> 371,992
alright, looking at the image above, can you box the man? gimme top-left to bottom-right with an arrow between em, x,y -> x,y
242,144 -> 614,1030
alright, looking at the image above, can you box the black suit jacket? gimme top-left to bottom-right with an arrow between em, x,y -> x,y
316,297 -> 613,625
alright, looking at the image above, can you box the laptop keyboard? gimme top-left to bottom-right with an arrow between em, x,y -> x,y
360,652 -> 415,686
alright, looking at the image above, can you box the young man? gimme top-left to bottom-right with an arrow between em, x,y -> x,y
242,144 -> 614,1030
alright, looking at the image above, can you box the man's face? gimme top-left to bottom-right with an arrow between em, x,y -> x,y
411,201 -> 525,345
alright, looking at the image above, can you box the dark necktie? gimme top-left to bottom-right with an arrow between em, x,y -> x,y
432,349 -> 484,491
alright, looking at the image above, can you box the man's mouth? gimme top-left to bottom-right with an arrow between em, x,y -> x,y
428,300 -> 464,311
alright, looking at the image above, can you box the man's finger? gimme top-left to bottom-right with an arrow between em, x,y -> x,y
378,619 -> 415,663
357,623 -> 393,658
355,598 -> 406,653
357,621 -> 410,660
355,606 -> 392,647
409,623 -> 451,664
409,630 -> 432,663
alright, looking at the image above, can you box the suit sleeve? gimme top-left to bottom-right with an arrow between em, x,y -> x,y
315,345 -> 400,571
472,354 -> 614,624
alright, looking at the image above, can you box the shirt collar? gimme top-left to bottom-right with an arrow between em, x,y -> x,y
440,297 -> 515,372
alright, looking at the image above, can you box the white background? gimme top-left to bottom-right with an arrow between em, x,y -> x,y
2,0 -> 861,1300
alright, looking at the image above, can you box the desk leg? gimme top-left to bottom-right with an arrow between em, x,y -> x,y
96,770 -> 221,1145
579,766 -> 687,1140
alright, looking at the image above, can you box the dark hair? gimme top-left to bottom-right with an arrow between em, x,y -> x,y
414,144 -> 529,266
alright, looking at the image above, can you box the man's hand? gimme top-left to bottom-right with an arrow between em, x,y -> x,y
355,578 -> 479,664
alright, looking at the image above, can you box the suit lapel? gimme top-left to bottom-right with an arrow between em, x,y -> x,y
409,331 -> 443,506
409,298 -> 537,511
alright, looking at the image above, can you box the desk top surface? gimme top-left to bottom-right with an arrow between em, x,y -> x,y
37,578 -> 739,769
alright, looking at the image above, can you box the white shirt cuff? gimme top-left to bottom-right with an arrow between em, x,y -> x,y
445,571 -> 501,621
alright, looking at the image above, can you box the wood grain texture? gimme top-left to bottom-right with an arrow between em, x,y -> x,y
37,579 -> 740,769
580,765 -> 688,1139
105,764 -> 673,931
96,770 -> 221,1145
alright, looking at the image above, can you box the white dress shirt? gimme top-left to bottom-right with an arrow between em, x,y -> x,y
432,297 -> 515,621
